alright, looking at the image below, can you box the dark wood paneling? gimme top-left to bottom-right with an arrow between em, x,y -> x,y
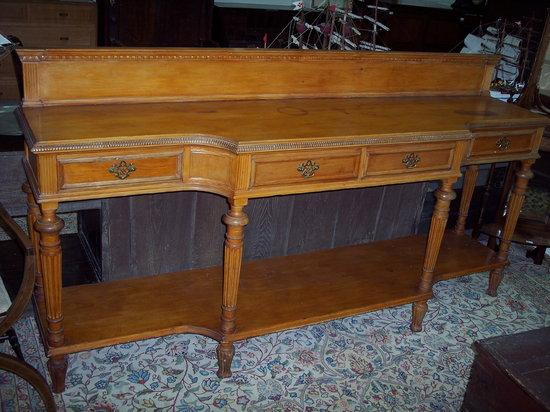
130,192 -> 198,275
392,182 -> 426,238
98,183 -> 430,281
101,197 -> 132,280
332,186 -> 385,247
244,195 -> 295,260
189,192 -> 226,269
374,185 -> 405,241
286,191 -> 341,255
0,234 -> 95,295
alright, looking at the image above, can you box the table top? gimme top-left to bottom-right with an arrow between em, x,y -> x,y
20,95 -> 548,153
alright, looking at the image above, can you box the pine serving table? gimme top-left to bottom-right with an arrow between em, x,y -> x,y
15,49 -> 548,392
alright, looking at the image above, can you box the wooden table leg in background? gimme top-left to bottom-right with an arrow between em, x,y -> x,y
22,182 -> 46,315
35,202 -> 67,393
487,160 -> 534,296
217,198 -> 248,378
411,178 -> 457,332
454,165 -> 479,235
487,162 -> 516,251
472,164 -> 496,240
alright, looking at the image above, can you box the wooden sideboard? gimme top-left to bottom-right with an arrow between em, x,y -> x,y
0,0 -> 96,101
15,48 -> 548,393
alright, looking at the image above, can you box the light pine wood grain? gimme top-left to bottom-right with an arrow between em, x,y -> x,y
17,48 -> 549,392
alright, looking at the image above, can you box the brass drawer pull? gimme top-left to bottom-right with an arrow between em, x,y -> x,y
108,160 -> 136,180
297,160 -> 319,178
402,153 -> 421,169
58,12 -> 69,17
59,36 -> 70,41
496,137 -> 511,151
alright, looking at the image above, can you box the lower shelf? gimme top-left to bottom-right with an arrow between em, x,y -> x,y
50,232 -> 500,356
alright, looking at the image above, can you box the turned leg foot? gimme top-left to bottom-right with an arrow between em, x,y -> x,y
48,355 -> 68,393
487,267 -> 503,297
486,160 -> 534,298
410,300 -> 428,332
216,341 -> 234,379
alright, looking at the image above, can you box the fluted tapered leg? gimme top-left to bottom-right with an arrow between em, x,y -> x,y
35,202 -> 67,393
454,165 -> 479,235
487,160 -> 534,296
217,199 -> 248,378
22,183 -> 46,315
411,178 -> 456,332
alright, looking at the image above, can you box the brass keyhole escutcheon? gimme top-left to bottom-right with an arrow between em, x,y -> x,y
496,137 -> 511,151
108,160 -> 136,180
297,159 -> 320,178
402,153 -> 421,169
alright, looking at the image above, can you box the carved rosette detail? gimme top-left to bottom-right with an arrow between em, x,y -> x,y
108,160 -> 136,180
402,153 -> 421,169
297,160 -> 320,178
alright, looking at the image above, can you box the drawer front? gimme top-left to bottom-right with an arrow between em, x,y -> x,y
366,143 -> 455,176
250,149 -> 361,188
3,25 -> 95,47
28,3 -> 96,25
470,131 -> 535,158
0,3 -> 27,23
58,151 -> 183,190
0,2 -> 95,24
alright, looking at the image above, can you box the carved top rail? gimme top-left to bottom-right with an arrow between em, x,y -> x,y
17,48 -> 499,107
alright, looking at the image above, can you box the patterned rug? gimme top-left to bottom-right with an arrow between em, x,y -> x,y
1,243 -> 549,411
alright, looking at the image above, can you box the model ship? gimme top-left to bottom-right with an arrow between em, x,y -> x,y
460,17 -> 540,101
269,0 -> 392,51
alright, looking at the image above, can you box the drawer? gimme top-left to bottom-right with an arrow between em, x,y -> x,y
470,130 -> 535,158
0,3 -> 27,23
27,3 -> 96,25
3,25 -> 96,47
250,148 -> 361,188
366,143 -> 455,176
58,151 -> 183,190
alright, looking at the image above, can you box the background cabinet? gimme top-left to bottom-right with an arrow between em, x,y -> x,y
0,0 -> 97,101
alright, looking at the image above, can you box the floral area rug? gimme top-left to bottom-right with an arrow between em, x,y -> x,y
0,244 -> 548,411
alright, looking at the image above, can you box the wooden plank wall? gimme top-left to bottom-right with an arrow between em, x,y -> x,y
98,183 -> 427,280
